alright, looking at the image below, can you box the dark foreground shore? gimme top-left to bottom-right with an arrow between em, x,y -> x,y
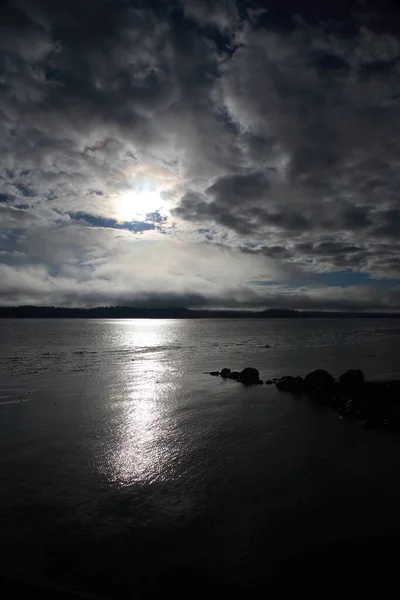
2,535 -> 399,599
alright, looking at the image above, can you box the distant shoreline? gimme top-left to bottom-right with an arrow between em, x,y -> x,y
1,306 -> 400,319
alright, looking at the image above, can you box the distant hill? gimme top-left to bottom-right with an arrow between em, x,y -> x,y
259,309 -> 302,317
0,306 -> 399,318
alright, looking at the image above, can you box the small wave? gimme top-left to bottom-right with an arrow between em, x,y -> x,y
134,345 -> 183,355
0,397 -> 36,405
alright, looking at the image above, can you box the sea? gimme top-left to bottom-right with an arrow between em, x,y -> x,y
1,318 -> 400,598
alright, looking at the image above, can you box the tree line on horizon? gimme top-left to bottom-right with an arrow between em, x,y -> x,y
0,306 -> 399,318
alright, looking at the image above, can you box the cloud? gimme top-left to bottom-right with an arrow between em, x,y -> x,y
172,11 -> 400,281
0,0 -> 399,308
1,256 -> 399,312
0,232 -> 282,307
0,205 -> 41,228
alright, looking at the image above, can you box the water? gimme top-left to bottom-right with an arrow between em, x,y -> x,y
1,318 -> 400,597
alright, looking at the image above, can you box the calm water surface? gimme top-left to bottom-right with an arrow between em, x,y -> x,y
1,318 -> 400,597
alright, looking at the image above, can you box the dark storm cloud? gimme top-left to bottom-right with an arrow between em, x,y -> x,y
175,171 -> 309,234
206,171 -> 271,202
171,3 -> 400,282
0,0 -> 400,308
252,245 -> 294,260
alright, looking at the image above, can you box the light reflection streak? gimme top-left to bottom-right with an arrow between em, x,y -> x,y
103,321 -> 181,487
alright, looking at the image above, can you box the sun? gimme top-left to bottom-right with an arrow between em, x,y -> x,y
118,189 -> 164,222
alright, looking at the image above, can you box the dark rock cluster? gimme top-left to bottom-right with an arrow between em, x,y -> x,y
209,366 -> 400,432
275,369 -> 400,433
210,367 -> 263,385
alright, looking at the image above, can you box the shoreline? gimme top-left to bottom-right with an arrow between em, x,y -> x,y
1,307 -> 400,319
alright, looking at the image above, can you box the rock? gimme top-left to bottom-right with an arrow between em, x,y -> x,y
295,376 -> 305,390
258,380 -> 264,385
239,367 -> 260,385
266,380 -> 273,385
288,373 -> 400,432
387,407 -> 400,434
210,371 -> 220,376
304,369 -> 335,392
265,344 -> 271,348
276,376 -> 296,391
276,376 -> 305,394
363,417 -> 382,430
310,387 -> 327,402
229,371 -> 241,380
220,368 -> 231,379
339,369 -> 365,387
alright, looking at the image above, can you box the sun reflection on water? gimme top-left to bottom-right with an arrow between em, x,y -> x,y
110,397 -> 163,486
103,321 -> 182,487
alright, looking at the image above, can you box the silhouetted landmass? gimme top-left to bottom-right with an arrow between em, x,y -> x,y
0,306 -> 400,318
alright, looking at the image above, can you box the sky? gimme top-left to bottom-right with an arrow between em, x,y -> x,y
1,0 -> 400,311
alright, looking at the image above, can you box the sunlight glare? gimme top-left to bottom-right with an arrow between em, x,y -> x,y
118,189 -> 164,222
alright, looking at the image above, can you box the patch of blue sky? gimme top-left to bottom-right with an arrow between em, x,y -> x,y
252,270 -> 400,288
68,211 -> 155,233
